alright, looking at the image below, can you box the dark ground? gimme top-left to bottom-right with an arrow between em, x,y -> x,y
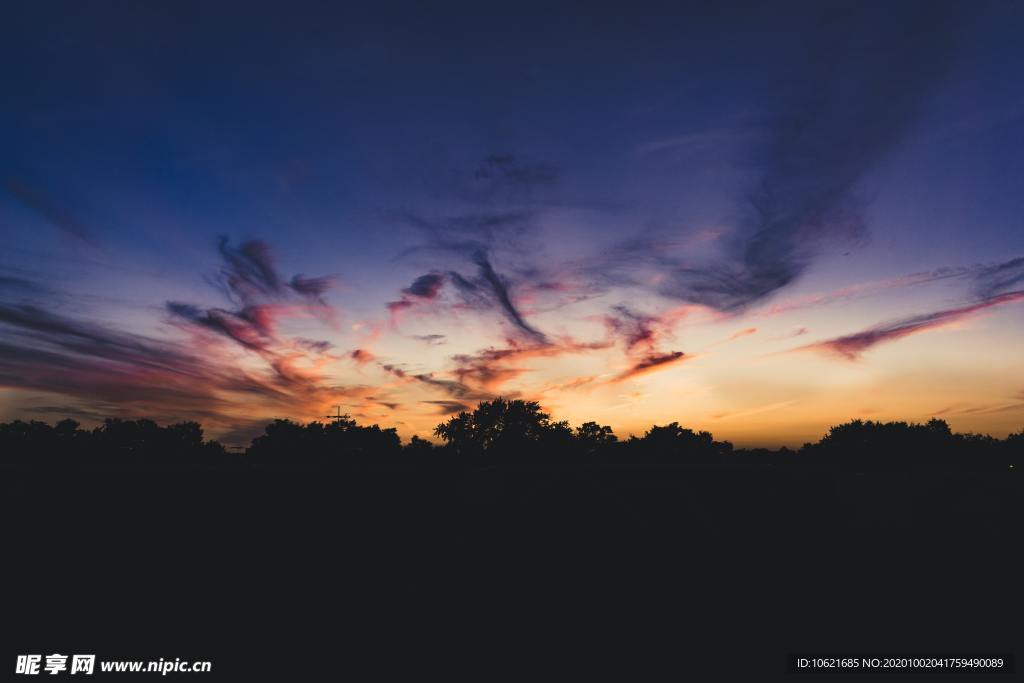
3,460 -> 1020,680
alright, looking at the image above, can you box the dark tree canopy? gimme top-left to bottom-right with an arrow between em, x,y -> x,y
0,417 -> 227,465
627,422 -> 732,460
434,398 -> 562,456
247,416 -> 402,464
0,407 -> 1019,471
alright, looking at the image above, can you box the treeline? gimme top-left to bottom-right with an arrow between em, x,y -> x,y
1,398 -> 1020,471
0,417 -> 229,466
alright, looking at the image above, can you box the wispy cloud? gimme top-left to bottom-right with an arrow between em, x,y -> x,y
351,348 -> 375,365
403,272 -> 445,299
611,351 -> 688,382
726,327 -> 758,342
4,178 -> 97,244
412,333 -> 446,345
390,246 -> 549,341
758,264 -> 982,318
379,363 -> 488,403
0,271 -> 51,295
595,3 -> 972,312
0,302 -> 312,427
387,272 -> 446,323
539,375 -> 598,394
973,256 -> 1024,300
421,399 -> 471,415
169,237 -> 338,360
450,338 -> 609,393
796,290 -> 1024,360
603,304 -> 690,382
635,127 -> 756,155
471,250 -> 547,342
710,399 -> 798,421
391,154 -> 564,340
0,241 -> 352,436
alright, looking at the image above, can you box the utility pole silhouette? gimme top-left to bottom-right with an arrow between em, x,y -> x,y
324,405 -> 347,424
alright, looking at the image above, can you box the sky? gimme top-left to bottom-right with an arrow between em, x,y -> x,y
2,0 -> 1023,447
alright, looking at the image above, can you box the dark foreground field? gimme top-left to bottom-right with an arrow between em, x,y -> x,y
3,458 -> 1020,681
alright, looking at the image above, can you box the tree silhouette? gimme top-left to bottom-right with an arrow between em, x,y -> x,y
629,422 -> 732,461
0,417 -> 227,465
434,398 -> 561,457
247,415 -> 401,465
574,421 -> 618,456
0,409 -> 1018,471
807,417 -> 977,470
405,435 -> 435,456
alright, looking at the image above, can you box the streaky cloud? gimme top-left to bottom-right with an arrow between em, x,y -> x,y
393,154 -> 560,340
413,334 -> 446,345
215,237 -> 283,303
403,272 -> 445,299
379,362 -> 486,403
973,255 -> 1024,300
797,290 -> 1024,361
0,303 -> 299,426
611,351 -> 687,382
387,254 -> 548,342
603,304 -> 692,382
166,302 -> 271,352
421,400 -> 471,415
647,2 -> 970,311
758,263 -> 986,318
1,302 -> 200,376
173,238 -> 336,354
289,274 -> 335,303
4,178 -> 96,244
0,273 -> 49,294
471,250 -> 547,342
450,337 -> 611,392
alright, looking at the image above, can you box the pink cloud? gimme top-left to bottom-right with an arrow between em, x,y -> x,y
796,290 -> 1024,360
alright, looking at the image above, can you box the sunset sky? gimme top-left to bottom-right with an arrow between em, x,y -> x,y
2,0 -> 1023,446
